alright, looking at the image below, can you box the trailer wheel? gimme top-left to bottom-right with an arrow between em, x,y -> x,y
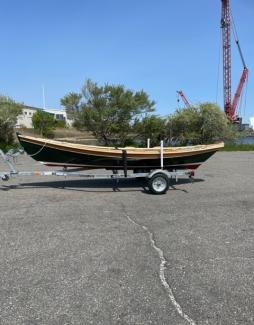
2,174 -> 9,181
148,173 -> 169,194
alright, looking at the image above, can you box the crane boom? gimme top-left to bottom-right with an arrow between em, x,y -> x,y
221,0 -> 248,123
231,67 -> 248,120
177,90 -> 191,108
221,0 -> 232,118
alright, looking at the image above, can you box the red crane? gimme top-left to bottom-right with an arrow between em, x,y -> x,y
221,0 -> 248,123
177,90 -> 191,108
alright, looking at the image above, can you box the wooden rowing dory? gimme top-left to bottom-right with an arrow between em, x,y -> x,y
17,133 -> 224,171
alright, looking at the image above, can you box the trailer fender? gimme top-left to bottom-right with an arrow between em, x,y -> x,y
147,169 -> 171,179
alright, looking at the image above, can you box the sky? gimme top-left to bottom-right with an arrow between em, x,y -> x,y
0,0 -> 253,123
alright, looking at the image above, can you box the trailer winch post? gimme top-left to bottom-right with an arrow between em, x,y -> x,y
160,140 -> 164,169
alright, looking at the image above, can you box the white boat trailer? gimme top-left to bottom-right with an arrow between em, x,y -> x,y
0,143 -> 194,194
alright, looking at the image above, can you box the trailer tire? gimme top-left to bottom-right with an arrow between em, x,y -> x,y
148,173 -> 169,194
2,174 -> 9,181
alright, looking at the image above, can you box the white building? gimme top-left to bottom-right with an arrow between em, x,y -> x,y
16,106 -> 41,128
250,117 -> 254,130
16,106 -> 73,128
44,108 -> 73,126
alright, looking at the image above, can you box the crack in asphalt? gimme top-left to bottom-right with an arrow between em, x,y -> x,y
125,213 -> 196,325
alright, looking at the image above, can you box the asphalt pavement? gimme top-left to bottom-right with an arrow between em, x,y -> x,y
0,152 -> 254,325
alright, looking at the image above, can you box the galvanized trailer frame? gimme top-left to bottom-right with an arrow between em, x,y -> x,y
0,143 -> 194,194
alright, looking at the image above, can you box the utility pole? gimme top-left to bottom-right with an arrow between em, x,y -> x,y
42,85 -> 46,110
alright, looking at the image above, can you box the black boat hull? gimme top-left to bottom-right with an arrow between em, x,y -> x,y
18,136 -> 217,171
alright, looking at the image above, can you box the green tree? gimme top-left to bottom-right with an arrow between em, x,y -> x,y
0,96 -> 23,145
61,79 -> 155,145
198,103 -> 238,143
134,115 -> 166,147
32,110 -> 56,138
54,119 -> 66,128
166,103 -> 238,145
60,92 -> 82,119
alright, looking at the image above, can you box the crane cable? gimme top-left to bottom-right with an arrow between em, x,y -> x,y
215,31 -> 222,105
176,92 -> 180,109
230,8 -> 239,44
